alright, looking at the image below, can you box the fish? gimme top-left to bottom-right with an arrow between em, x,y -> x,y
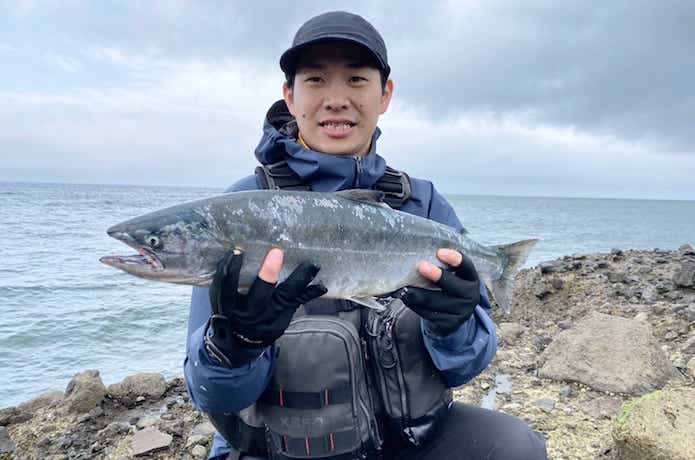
100,189 -> 537,314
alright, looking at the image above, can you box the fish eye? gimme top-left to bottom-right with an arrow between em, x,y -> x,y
146,235 -> 162,249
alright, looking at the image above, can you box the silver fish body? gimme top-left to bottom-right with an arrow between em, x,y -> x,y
101,189 -> 537,313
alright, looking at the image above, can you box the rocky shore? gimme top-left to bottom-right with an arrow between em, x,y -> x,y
2,246 -> 694,460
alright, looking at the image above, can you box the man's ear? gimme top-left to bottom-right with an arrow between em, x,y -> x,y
283,82 -> 296,116
379,79 -> 394,115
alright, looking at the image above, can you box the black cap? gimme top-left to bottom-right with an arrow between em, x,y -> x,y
280,11 -> 390,77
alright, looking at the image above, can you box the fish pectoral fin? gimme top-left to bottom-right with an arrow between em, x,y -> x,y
347,296 -> 387,311
336,189 -> 386,204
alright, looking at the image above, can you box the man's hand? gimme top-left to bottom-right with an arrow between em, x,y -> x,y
205,248 -> 327,365
401,248 -> 481,337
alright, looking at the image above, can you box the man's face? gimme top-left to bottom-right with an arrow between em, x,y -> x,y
283,42 -> 394,157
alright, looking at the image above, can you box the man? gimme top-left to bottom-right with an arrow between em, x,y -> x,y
184,11 -> 547,460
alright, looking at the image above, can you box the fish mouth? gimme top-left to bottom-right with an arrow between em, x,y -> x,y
100,247 -> 165,272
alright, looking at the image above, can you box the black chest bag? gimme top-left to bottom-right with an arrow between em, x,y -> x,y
206,162 -> 452,459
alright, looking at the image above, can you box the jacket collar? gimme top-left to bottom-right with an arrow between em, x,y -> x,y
254,100 -> 387,192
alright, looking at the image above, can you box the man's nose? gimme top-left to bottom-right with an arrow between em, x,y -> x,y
323,86 -> 350,111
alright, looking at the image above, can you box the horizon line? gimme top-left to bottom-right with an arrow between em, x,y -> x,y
0,179 -> 693,203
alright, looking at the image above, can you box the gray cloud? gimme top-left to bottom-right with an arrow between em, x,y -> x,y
386,1 -> 695,151
5,1 -> 691,150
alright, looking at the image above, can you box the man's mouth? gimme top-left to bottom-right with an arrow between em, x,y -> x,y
319,120 -> 356,137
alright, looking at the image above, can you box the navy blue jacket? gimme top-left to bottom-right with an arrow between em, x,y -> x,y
183,104 -> 498,459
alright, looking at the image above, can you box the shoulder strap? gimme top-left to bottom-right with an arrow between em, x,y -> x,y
255,161 -> 411,209
255,161 -> 311,191
372,166 -> 412,209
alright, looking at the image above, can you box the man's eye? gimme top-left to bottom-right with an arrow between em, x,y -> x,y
305,77 -> 322,83
349,76 -> 366,83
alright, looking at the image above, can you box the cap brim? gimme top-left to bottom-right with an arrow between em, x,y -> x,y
279,37 -> 389,75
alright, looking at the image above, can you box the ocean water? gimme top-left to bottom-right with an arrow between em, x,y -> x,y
1,182 -> 694,408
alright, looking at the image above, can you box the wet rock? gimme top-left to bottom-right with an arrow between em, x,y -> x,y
611,248 -> 623,257
64,369 -> 106,414
107,372 -> 167,404
612,388 -> 695,460
0,426 -> 16,454
539,262 -> 556,274
673,262 -> 695,288
131,426 -> 173,456
539,312 -> 680,394
0,407 -> 32,426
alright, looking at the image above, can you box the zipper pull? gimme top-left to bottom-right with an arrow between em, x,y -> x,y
354,156 -> 362,186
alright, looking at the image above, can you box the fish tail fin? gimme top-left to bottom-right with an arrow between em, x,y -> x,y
480,239 -> 538,315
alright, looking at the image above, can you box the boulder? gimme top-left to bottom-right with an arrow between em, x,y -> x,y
132,426 -> 172,456
64,369 -> 106,414
107,373 -> 167,405
612,388 -> 695,460
539,312 -> 679,394
679,244 -> 695,255
673,262 -> 695,288
17,391 -> 63,414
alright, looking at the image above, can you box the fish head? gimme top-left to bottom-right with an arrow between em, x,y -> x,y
100,206 -> 227,285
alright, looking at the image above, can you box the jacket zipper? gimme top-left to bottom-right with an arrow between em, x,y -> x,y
354,156 -> 362,187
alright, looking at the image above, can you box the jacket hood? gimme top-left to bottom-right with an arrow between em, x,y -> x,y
254,100 -> 387,192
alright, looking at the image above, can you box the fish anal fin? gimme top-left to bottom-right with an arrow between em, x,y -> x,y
347,296 -> 387,311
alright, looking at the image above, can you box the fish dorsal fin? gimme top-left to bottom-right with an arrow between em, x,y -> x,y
336,189 -> 386,204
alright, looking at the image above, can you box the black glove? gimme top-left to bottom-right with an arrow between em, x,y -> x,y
205,250 -> 327,366
401,253 -> 481,337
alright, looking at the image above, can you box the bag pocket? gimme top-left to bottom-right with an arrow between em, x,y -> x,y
367,300 -> 452,447
258,315 -> 381,459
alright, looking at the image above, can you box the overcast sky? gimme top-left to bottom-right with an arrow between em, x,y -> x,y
1,0 -> 693,199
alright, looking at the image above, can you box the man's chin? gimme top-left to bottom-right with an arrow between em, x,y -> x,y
311,141 -> 361,156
